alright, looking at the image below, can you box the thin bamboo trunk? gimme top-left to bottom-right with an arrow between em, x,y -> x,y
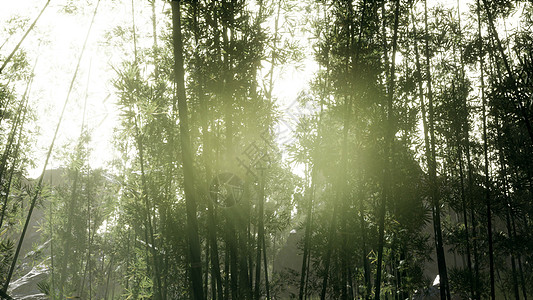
511,213 -> 528,300
49,175 -> 56,300
374,0 -> 399,298
104,255 -> 114,300
466,146 -> 480,300
455,3 -> 475,297
0,0 -> 50,74
135,105 -> 163,300
170,2 -> 204,299
131,0 -> 137,62
0,55 -> 37,180
423,1 -> 450,298
79,177 -> 91,299
0,36 -> 10,52
299,2 -> 331,299
197,12 -> 224,297
0,59 -> 34,228
254,169 -> 266,300
58,74 -> 91,294
151,0 -> 159,79
339,3 -> 357,298
262,230 -> 270,300
319,194 -> 338,300
477,1 -> 496,298
496,117 -> 520,300
299,168 -> 314,300
2,1 -> 100,292
58,147 -> 82,299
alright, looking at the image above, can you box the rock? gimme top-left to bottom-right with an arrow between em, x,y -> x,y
8,262 -> 49,299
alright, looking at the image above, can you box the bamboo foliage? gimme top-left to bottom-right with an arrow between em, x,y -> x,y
1,0 -> 533,299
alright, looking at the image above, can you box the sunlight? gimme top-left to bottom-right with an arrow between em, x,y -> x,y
1,0 -> 531,298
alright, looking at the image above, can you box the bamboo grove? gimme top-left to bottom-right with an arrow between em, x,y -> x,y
1,0 -> 533,299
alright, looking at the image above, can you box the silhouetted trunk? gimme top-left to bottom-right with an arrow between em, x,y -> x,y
374,0 -> 399,298
238,187 -> 253,300
171,2 -> 204,300
319,202 -> 337,300
423,0 -> 450,298
476,1 -> 495,298
316,2 -> 340,297
511,212 -> 528,300
299,167 -> 315,300
254,170 -> 266,300
262,230 -> 270,300
104,254 -> 114,300
360,195 -> 371,299
193,2 -> 224,299
453,5 -> 475,298
495,117 -> 520,300
466,143 -> 480,300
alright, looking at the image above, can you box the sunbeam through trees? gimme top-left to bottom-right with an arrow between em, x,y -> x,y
1,0 -> 533,299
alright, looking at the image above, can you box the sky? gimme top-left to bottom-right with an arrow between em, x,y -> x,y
0,0 -> 522,179
1,0 -> 126,177
0,0 -> 319,179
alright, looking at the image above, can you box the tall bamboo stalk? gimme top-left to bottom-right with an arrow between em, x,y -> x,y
476,1 -> 496,298
0,0 -> 50,74
455,3 -> 475,298
423,0 -> 450,298
0,57 -> 35,229
2,1 -> 100,292
374,0 -> 399,298
171,2 -> 204,299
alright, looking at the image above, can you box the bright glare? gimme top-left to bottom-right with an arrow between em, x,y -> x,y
0,0 -> 522,180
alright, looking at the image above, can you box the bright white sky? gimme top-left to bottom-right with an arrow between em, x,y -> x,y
0,0 -> 522,179
0,0 -> 319,179
1,0 -> 128,177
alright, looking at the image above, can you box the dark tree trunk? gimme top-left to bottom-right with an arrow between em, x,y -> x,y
423,0 -> 450,298
476,1 -> 496,298
374,0 -> 399,298
254,170 -> 266,300
454,4 -> 475,297
171,2 -> 205,299
299,167 -> 315,300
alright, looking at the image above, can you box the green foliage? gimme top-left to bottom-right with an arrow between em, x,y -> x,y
3,0 -> 533,298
